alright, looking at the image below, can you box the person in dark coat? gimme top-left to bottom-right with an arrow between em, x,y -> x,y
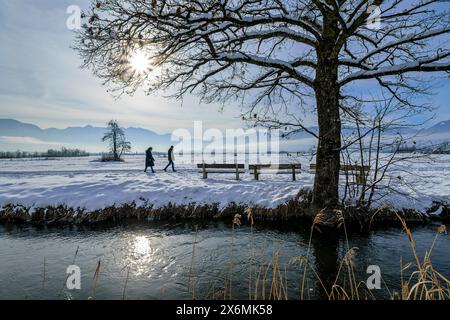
163,145 -> 176,172
144,147 -> 155,173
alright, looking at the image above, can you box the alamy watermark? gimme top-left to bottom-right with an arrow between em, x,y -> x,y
170,121 -> 280,165
66,5 -> 82,30
366,5 -> 382,30
66,265 -> 81,290
66,4 -> 384,31
366,265 -> 381,290
62,263 -> 381,292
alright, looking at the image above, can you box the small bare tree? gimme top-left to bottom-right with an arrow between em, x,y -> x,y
339,96 -> 432,209
102,120 -> 131,161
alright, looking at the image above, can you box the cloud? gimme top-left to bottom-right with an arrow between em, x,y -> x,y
0,136 -> 64,146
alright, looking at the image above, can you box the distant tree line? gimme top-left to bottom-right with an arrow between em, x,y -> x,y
0,147 -> 90,159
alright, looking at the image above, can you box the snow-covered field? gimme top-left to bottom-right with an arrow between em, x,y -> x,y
0,154 -> 449,213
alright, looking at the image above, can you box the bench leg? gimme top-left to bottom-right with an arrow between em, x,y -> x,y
235,164 -> 239,180
202,165 -> 207,179
292,167 -> 296,181
254,168 -> 259,180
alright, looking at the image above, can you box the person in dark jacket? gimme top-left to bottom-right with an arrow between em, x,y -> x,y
163,145 -> 176,172
144,147 -> 155,173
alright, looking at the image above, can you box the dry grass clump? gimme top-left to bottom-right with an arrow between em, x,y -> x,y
190,208 -> 449,301
397,216 -> 450,300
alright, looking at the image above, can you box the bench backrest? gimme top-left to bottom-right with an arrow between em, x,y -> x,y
310,164 -> 370,172
197,163 -> 245,169
340,164 -> 370,172
249,164 -> 301,170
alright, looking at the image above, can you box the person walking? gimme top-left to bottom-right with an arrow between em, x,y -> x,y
144,147 -> 155,173
163,145 -> 176,172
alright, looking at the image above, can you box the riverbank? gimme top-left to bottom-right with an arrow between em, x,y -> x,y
1,193 -> 448,230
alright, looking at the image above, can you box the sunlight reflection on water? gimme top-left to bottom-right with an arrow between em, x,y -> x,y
134,236 -> 151,255
125,235 -> 167,277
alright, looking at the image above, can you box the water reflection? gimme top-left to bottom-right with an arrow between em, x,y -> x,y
125,234 -> 166,278
311,229 -> 339,299
134,236 -> 151,255
0,222 -> 448,299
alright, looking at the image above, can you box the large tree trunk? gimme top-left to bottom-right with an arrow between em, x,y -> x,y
311,26 -> 341,211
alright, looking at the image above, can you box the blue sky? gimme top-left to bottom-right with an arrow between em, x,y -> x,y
0,0 -> 449,134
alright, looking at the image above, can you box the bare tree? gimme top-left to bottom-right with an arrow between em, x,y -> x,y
102,120 -> 131,161
75,0 -> 450,212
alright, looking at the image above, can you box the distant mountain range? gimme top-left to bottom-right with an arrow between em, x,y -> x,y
0,119 -> 172,153
0,118 -> 449,153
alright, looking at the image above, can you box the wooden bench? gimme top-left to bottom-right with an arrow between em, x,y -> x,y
310,164 -> 370,185
249,164 -> 302,181
197,163 -> 245,180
